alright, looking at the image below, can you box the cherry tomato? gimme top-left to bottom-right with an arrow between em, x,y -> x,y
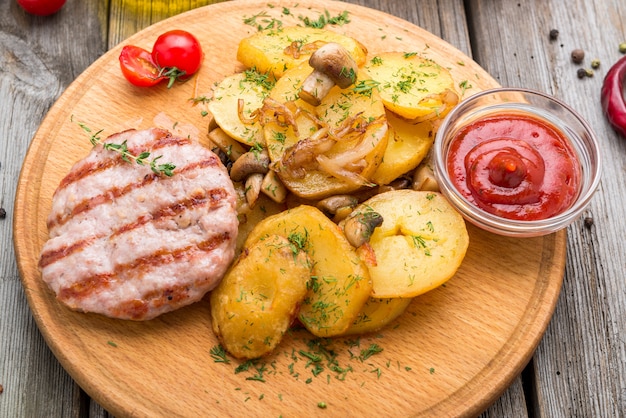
151,30 -> 203,79
119,45 -> 165,88
17,0 -> 66,16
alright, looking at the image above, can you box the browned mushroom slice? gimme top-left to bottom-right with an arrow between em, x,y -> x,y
229,149 -> 270,183
299,42 -> 358,106
342,210 -> 384,248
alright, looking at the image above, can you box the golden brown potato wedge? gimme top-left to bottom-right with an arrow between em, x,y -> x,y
210,234 -> 311,360
245,205 -> 373,337
343,190 -> 469,298
361,52 -> 459,121
208,69 -> 273,146
371,111 -> 434,185
339,297 -> 412,336
237,26 -> 367,78
263,63 -> 389,200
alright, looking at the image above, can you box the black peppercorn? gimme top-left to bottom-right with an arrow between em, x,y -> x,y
584,216 -> 594,228
549,29 -> 559,41
0,208 -> 6,219
577,68 -> 587,79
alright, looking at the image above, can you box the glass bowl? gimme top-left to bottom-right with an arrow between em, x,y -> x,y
433,87 -> 601,237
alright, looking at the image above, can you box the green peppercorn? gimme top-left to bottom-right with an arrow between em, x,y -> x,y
620,42 -> 626,54
591,59 -> 600,69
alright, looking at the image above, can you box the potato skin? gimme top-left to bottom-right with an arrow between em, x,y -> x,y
245,205 -> 373,337
339,297 -> 412,336
210,234 -> 311,360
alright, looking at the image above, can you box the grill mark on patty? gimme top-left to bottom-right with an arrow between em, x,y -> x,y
57,231 -> 232,302
38,236 -> 97,269
39,187 -> 230,268
57,130 -> 189,190
48,156 -> 221,230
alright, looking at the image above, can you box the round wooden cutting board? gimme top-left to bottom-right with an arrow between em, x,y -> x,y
13,1 -> 566,417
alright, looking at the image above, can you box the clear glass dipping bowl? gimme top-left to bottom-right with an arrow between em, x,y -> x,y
433,88 -> 601,237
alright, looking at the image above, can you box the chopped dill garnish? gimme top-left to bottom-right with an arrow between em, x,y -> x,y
210,345 -> 231,364
352,79 -> 381,97
359,344 -> 383,361
299,10 -> 350,28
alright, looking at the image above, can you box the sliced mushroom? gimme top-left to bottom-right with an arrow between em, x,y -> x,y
230,149 -> 270,182
299,42 -> 358,106
317,195 -> 358,215
413,160 -> 439,192
208,127 -> 247,162
261,171 -> 288,203
377,176 -> 412,194
342,210 -> 384,248
245,173 -> 264,208
319,195 -> 359,222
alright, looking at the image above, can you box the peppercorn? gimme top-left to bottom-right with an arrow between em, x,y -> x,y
0,208 -> 6,219
620,42 -> 626,54
577,68 -> 593,78
591,59 -> 601,69
571,49 -> 585,64
584,216 -> 594,228
549,29 -> 559,41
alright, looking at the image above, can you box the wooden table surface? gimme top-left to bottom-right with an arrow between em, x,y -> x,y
1,0 -> 624,416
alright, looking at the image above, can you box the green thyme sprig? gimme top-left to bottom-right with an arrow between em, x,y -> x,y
72,116 -> 176,177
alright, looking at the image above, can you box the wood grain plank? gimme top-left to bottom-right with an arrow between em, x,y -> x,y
107,0 -> 224,48
467,0 -> 626,416
0,1 -> 106,417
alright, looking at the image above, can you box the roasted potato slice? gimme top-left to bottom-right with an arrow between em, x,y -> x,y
234,186 -> 286,256
210,234 -> 311,360
339,297 -> 412,336
343,190 -> 469,298
371,112 -> 434,186
264,63 -> 389,200
237,26 -> 367,78
245,205 -> 373,337
362,52 -> 459,121
208,69 -> 273,146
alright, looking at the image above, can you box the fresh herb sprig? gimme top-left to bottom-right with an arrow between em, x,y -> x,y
299,10 -> 350,28
73,116 -> 176,177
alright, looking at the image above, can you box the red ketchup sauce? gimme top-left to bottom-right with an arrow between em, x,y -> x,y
446,113 -> 581,220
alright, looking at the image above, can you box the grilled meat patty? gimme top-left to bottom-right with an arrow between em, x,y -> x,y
39,128 -> 238,320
